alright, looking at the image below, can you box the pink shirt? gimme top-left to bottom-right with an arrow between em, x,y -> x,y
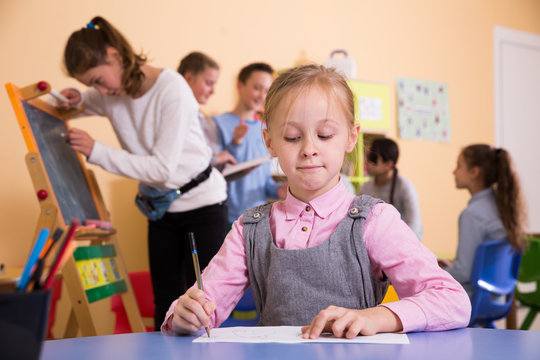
162,180 -> 471,333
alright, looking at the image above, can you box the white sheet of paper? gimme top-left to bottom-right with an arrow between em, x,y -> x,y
192,326 -> 409,344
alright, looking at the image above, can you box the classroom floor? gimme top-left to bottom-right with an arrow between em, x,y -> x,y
495,303 -> 540,331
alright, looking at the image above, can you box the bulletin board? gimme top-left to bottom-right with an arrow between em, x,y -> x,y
396,77 -> 451,142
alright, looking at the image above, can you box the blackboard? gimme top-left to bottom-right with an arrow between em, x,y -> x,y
22,101 -> 100,224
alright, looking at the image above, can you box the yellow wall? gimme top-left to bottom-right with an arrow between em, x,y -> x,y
1,0 -> 540,335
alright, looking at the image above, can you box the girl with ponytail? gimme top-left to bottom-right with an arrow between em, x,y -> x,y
58,16 -> 229,329
440,144 -> 527,299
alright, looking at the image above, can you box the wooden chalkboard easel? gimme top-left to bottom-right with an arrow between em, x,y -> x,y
5,81 -> 145,337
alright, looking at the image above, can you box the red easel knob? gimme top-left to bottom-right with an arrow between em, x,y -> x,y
37,189 -> 48,200
37,81 -> 48,91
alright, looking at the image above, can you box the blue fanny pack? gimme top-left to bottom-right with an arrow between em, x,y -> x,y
134,165 -> 213,221
135,185 -> 181,221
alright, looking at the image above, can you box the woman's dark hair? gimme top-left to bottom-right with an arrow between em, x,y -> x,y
64,16 -> 147,96
462,144 -> 526,249
367,138 -> 399,205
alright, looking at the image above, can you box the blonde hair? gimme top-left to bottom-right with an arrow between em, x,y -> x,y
263,64 -> 355,131
64,16 -> 147,96
263,64 -> 357,173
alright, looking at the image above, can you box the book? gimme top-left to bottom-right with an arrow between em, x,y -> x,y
222,155 -> 271,181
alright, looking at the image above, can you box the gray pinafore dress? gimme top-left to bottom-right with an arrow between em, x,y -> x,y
242,195 -> 388,325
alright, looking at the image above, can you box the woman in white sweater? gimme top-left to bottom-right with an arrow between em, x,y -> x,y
58,16 -> 228,329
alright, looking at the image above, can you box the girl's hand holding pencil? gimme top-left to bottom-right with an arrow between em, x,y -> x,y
171,287 -> 216,335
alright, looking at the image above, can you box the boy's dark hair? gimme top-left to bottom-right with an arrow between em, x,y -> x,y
177,52 -> 219,76
238,63 -> 273,83
64,16 -> 147,96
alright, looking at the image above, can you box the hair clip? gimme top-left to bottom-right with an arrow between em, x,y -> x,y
86,22 -> 95,29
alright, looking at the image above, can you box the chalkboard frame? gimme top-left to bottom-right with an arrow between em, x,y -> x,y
6,83 -> 101,225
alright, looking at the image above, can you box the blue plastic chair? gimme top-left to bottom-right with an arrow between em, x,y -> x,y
468,238 -> 522,328
221,286 -> 259,327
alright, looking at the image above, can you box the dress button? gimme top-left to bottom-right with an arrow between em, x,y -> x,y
301,226 -> 308,232
253,212 -> 261,219
349,207 -> 359,215
305,206 -> 311,212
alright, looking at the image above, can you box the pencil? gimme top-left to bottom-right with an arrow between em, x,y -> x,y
43,220 -> 79,290
188,232 -> 211,337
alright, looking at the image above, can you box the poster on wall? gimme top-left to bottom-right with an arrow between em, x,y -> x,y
396,78 -> 451,142
347,80 -> 391,132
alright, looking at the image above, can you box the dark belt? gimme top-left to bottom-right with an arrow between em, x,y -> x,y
178,164 -> 213,195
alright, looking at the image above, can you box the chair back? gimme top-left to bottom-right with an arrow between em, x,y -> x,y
469,238 -> 521,328
46,277 -> 62,339
111,271 -> 154,333
515,236 -> 540,329
128,271 -> 154,319
518,236 -> 540,283
220,286 -> 259,327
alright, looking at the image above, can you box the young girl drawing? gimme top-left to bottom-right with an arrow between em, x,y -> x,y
162,65 -> 470,338
440,144 -> 526,299
359,138 -> 424,240
59,16 -> 228,329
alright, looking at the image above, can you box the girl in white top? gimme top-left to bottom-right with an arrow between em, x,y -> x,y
59,16 -> 228,329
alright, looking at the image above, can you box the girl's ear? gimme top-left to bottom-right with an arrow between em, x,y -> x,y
106,46 -> 121,62
263,129 -> 277,157
345,124 -> 360,153
183,72 -> 194,85
383,160 -> 395,171
470,165 -> 481,179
